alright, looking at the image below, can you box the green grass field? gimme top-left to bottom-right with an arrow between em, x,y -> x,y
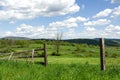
0,57 -> 120,80
0,40 -> 120,80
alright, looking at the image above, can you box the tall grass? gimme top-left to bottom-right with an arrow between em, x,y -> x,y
0,60 -> 120,80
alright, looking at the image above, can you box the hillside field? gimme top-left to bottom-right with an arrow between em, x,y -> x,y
0,39 -> 120,80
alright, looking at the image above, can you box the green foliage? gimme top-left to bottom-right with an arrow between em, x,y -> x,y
15,40 -> 30,48
0,48 -> 16,53
33,40 -> 45,44
75,44 -> 80,51
0,39 -> 120,58
51,52 -> 61,56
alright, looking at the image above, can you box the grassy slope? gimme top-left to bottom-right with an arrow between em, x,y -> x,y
6,43 -> 119,58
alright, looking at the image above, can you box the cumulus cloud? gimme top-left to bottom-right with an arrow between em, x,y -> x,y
77,25 -> 120,38
93,9 -> 112,18
0,0 -> 80,20
105,25 -> 120,38
93,6 -> 120,18
2,23 -> 120,39
1,16 -> 88,39
3,31 -> 14,37
1,16 -> 120,39
111,6 -> 120,17
3,24 -> 46,38
84,19 -> 111,26
85,27 -> 95,31
105,25 -> 120,32
49,16 -> 88,29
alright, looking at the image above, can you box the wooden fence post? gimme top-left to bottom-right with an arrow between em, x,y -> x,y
100,38 -> 106,71
8,52 -> 14,60
44,43 -> 48,66
32,49 -> 34,62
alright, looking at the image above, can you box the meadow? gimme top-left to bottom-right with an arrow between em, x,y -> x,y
0,39 -> 120,80
0,58 -> 120,80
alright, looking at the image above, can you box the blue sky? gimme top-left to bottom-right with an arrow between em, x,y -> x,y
0,0 -> 120,39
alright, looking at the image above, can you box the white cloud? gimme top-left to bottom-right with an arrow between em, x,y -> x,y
93,6 -> 120,18
75,28 -> 108,38
49,16 -> 88,29
1,16 -> 120,39
64,29 -> 79,39
2,23 -> 120,39
77,25 -> 120,38
0,0 -> 80,20
3,24 -> 46,38
105,25 -> 120,38
93,9 -> 112,18
111,6 -> 120,17
85,27 -> 95,31
3,31 -> 14,37
84,19 -> 111,26
105,25 -> 120,32
1,16 -> 89,39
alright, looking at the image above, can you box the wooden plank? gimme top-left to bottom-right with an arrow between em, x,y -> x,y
100,38 -> 106,71
8,52 -> 14,60
32,49 -> 34,62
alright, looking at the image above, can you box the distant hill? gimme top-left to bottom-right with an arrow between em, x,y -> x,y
32,38 -> 120,46
0,36 -> 30,40
104,39 -> 120,46
64,39 -> 99,45
1,36 -> 120,46
63,38 -> 120,46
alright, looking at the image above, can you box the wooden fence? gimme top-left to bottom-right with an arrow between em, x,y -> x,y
8,43 -> 48,66
1,38 -> 106,69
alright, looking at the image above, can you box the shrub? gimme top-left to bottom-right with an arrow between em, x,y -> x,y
51,52 -> 61,56
111,54 -> 118,58
80,48 -> 87,52
75,44 -> 80,51
0,48 -> 15,53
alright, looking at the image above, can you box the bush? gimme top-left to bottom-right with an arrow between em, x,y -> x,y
0,48 -> 16,53
75,44 -> 80,51
80,48 -> 87,52
51,52 -> 61,56
111,54 -> 118,58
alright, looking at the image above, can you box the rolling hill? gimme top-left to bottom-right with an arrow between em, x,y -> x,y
64,38 -> 120,46
1,36 -> 120,46
0,36 -> 30,40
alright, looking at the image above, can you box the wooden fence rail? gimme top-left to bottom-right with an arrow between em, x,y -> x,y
7,43 -> 48,66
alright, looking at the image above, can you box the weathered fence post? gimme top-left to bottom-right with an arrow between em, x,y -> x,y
44,43 -> 48,66
8,52 -> 14,60
32,49 -> 34,62
100,38 -> 106,71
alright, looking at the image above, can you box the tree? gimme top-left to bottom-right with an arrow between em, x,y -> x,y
54,32 -> 63,55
